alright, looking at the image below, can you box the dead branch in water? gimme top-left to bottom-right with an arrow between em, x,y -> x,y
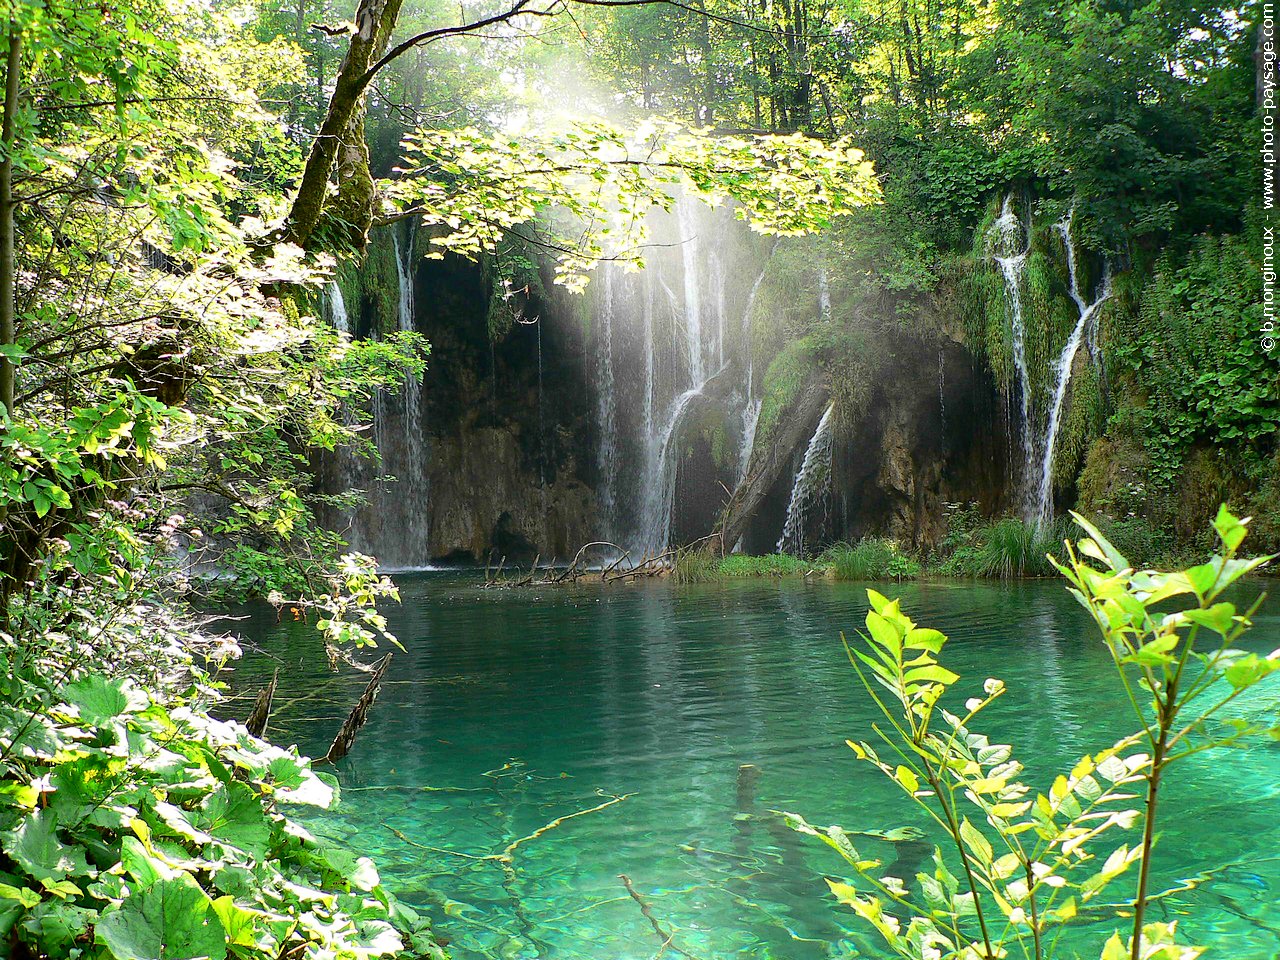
619,874 -> 704,960
317,653 -> 391,764
244,668 -> 278,738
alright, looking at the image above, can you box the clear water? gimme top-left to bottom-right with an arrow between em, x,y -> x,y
223,576 -> 1280,959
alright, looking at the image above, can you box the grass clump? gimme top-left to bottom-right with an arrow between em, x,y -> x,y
672,550 -> 813,583
941,517 -> 1067,578
718,553 -> 809,577
826,538 -> 922,581
672,547 -> 720,584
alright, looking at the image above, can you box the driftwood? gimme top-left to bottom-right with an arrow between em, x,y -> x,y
244,668 -> 278,738
619,874 -> 704,960
317,652 -> 392,764
714,380 -> 831,552
484,541 -> 677,587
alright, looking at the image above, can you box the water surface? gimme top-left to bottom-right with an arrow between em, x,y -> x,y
224,576 -> 1280,959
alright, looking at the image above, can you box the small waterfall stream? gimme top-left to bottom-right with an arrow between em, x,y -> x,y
776,403 -> 836,555
987,197 -> 1111,528
987,194 -> 1034,491
1031,210 -> 1111,526
327,282 -> 349,334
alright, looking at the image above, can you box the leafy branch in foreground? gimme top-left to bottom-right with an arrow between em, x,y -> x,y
787,505 -> 1275,960
383,117 -> 881,290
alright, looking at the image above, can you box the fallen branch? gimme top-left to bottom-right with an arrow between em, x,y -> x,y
317,652 -> 391,764
619,874 -> 703,960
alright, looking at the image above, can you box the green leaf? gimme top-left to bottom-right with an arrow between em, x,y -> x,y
958,818 -> 992,866
1212,504 -> 1247,553
199,782 -> 272,860
96,874 -> 228,960
5,809 -> 90,882
1182,602 -> 1236,637
63,675 -> 148,725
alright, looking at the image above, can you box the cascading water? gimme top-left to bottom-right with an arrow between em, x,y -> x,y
391,228 -> 426,497
987,197 -> 1112,529
592,200 -> 769,559
1031,210 -> 1111,527
596,269 -> 619,528
737,267 -> 768,481
327,282 -> 349,334
776,403 -> 836,555
986,194 -> 1034,491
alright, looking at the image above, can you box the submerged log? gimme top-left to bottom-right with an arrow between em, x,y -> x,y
714,380 -> 830,552
319,652 -> 392,764
244,668 -> 278,739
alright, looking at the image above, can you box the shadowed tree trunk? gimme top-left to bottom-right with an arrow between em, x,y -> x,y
284,0 -> 405,250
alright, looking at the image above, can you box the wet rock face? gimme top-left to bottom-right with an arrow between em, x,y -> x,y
318,248 -> 601,565
828,333 -> 1010,551
726,328 -> 1011,555
427,425 -> 597,563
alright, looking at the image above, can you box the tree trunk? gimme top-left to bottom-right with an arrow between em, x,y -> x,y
284,0 -> 405,250
0,28 -> 22,418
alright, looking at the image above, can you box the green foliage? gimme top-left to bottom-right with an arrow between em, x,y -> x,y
386,119 -> 881,291
826,539 -> 921,581
0,624 -> 441,960
941,518 -> 1067,579
671,550 -> 809,583
1110,234 -> 1277,492
671,547 -> 720,584
716,553 -> 810,578
791,508 -> 1276,960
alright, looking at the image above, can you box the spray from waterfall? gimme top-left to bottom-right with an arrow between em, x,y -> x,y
596,268 -> 619,532
777,403 -> 836,555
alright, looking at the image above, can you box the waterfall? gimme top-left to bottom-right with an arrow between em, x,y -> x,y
596,269 -> 619,533
987,197 -> 1112,529
677,199 -> 705,385
987,194 -> 1034,495
327,282 -> 349,334
818,266 -> 832,321
737,266 -> 768,480
1031,210 -> 1111,527
591,201 -> 769,559
392,228 -> 424,488
776,403 -> 836,555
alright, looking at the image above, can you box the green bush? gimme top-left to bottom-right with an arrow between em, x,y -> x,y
717,553 -> 809,578
827,539 -> 922,581
942,517 -> 1067,578
0,603 -> 441,960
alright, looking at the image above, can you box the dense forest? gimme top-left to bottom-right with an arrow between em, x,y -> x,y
0,0 -> 1277,957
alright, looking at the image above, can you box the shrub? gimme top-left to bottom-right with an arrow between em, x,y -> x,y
942,517 -> 1066,578
828,539 -> 922,581
790,507 -> 1277,960
0,598 -> 441,960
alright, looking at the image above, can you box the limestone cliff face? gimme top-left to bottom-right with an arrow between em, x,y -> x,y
426,424 -> 596,562
829,333 -> 1011,550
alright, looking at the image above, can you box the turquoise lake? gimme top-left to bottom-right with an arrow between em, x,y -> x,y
225,575 -> 1280,959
